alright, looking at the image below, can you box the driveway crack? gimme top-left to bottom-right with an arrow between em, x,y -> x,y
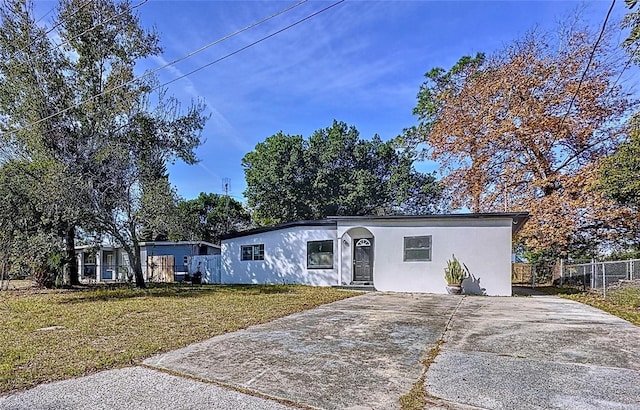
399,296 -> 465,409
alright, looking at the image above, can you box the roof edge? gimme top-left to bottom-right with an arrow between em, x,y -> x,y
221,213 -> 530,240
327,212 -> 529,221
138,241 -> 220,248
220,220 -> 337,240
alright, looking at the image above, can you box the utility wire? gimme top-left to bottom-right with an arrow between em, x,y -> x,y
52,0 -> 149,50
34,3 -> 57,25
141,0 -> 309,88
553,0 -> 616,173
41,0 -> 93,37
1,0 -> 341,139
609,41 -> 640,95
159,0 -> 345,89
14,0 -> 93,56
558,0 -> 616,130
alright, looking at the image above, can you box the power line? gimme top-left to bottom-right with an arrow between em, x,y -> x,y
140,0 -> 309,89
553,0 -> 617,173
158,0 -> 346,89
13,0 -> 93,57
12,0 -> 149,62
1,0 -> 321,139
51,0 -> 149,50
42,0 -> 93,37
34,3 -> 57,25
609,41 -> 640,95
558,0 -> 616,131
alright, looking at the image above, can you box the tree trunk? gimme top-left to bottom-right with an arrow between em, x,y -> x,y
64,225 -> 80,286
0,259 -> 5,291
131,241 -> 146,289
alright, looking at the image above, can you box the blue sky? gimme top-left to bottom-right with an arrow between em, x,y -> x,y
35,0 -> 632,202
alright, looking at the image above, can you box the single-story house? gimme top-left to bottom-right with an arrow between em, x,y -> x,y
220,213 -> 528,296
75,241 -> 220,282
75,244 -> 129,282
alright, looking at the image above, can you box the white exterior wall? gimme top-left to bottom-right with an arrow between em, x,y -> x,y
337,218 -> 514,296
221,225 -> 338,286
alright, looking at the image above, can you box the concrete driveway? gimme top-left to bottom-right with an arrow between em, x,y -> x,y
1,292 -> 639,409
145,292 -> 459,409
427,295 -> 640,409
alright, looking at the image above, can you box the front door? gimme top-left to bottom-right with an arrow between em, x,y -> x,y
102,252 -> 114,280
353,238 -> 373,283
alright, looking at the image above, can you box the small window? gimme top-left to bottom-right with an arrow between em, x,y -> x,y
183,256 -> 188,266
404,236 -> 432,261
241,244 -> 264,261
307,240 -> 334,269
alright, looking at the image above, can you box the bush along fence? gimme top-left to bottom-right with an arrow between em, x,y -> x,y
558,259 -> 640,298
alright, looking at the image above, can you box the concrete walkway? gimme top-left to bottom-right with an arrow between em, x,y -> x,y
1,293 -> 639,410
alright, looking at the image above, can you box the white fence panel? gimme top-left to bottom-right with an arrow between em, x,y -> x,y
188,255 -> 222,284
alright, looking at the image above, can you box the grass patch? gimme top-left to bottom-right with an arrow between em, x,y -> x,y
0,284 -> 358,394
399,339 -> 444,410
562,286 -> 640,326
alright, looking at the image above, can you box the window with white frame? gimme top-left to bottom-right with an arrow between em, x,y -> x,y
307,240 -> 334,269
403,236 -> 432,261
241,244 -> 264,261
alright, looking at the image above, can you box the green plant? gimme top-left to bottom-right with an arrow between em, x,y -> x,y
444,254 -> 469,285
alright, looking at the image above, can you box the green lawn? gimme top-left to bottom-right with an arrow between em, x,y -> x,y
0,284 -> 358,394
561,286 -> 640,326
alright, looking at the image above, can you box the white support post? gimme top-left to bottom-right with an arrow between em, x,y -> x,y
96,249 -> 102,282
602,262 -> 606,299
337,238 -> 342,286
77,252 -> 84,282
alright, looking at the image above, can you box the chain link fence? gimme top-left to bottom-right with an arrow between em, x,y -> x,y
560,259 -> 640,298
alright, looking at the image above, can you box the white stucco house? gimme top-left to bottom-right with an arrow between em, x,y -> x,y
220,212 -> 528,296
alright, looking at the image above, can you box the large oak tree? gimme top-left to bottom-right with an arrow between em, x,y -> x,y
404,22 -> 637,256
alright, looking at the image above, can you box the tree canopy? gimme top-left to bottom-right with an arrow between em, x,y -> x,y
173,193 -> 251,244
0,0 -> 207,287
243,120 -> 443,225
403,21 -> 637,256
598,124 -> 640,208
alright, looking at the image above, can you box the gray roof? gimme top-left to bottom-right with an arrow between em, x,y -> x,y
220,212 -> 529,240
138,241 -> 220,249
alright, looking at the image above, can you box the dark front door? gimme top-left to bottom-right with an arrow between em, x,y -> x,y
353,238 -> 373,283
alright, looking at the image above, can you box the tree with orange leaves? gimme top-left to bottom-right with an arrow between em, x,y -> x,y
404,24 -> 637,257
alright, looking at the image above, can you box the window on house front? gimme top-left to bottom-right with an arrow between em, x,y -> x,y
307,240 -> 334,269
241,244 -> 264,261
404,236 -> 432,261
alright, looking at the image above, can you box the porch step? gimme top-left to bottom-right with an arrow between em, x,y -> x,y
333,285 -> 376,292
